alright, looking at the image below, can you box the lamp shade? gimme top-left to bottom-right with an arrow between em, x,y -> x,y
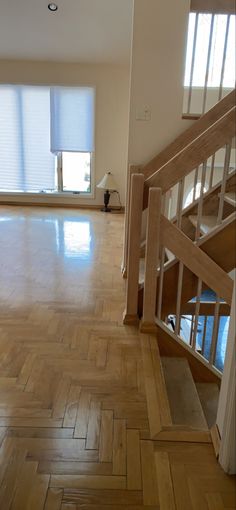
97,172 -> 117,190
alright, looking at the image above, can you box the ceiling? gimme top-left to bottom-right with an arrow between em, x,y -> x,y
0,0 -> 134,64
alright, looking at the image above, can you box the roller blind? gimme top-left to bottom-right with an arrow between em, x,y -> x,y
0,85 -> 56,192
0,84 -> 95,193
50,86 -> 95,153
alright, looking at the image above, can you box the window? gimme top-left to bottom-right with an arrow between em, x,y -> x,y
0,85 -> 95,194
61,152 -> 91,193
183,10 -> 236,115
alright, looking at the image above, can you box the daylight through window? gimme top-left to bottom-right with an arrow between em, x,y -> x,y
183,13 -> 236,115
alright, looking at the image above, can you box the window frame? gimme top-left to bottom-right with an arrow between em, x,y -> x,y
182,8 -> 235,118
0,83 -> 96,200
57,151 -> 95,198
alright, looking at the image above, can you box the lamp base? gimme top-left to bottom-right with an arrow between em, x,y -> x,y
101,207 -> 111,212
101,190 -> 111,212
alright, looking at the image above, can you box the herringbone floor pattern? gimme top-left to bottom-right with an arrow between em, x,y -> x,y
0,206 -> 235,509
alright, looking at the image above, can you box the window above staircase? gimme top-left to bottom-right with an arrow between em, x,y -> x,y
183,0 -> 235,117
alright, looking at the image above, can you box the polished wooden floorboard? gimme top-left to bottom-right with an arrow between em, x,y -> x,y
0,206 -> 235,509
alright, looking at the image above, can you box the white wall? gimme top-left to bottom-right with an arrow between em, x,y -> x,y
0,59 -> 130,206
128,0 -> 192,165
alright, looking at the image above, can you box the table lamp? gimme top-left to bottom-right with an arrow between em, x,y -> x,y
97,171 -> 117,212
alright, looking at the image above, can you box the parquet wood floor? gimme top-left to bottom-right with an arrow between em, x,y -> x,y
0,206 -> 235,509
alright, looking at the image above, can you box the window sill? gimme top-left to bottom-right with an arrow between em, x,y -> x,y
182,113 -> 201,120
0,191 -> 95,199
0,191 -> 102,209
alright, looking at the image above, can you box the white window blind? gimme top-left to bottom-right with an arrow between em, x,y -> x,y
50,87 -> 95,153
0,85 -> 56,192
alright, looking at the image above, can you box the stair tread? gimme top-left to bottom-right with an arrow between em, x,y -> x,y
161,357 -> 208,430
165,247 -> 175,262
188,215 -> 218,234
196,382 -> 220,429
224,191 -> 236,207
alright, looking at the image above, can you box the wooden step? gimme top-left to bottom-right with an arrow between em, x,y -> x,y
196,382 -> 220,429
188,215 -> 217,235
161,357 -> 208,430
224,191 -> 236,207
165,248 -> 175,262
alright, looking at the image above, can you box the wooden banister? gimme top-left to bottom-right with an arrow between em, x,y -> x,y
122,165 -> 142,278
123,173 -> 144,325
143,89 -> 235,181
141,187 -> 162,332
143,106 -> 236,208
160,215 -> 233,305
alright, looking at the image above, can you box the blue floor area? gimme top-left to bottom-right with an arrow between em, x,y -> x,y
195,315 -> 229,372
190,289 -> 229,371
179,290 -> 230,372
190,289 -> 225,303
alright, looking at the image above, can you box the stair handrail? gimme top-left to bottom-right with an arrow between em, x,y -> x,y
139,169 -> 236,251
143,106 -> 236,207
142,88 -> 235,182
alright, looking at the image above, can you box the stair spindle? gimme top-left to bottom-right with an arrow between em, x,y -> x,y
192,278 -> 202,351
195,161 -> 207,241
209,297 -> 221,367
175,261 -> 184,336
217,142 -> 232,225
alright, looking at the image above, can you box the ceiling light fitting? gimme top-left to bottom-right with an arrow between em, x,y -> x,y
48,3 -> 58,12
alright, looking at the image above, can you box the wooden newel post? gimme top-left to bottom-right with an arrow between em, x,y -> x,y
140,187 -> 162,333
123,173 -> 144,325
121,165 -> 142,278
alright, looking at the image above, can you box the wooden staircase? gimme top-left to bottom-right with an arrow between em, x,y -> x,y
123,89 -> 236,445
